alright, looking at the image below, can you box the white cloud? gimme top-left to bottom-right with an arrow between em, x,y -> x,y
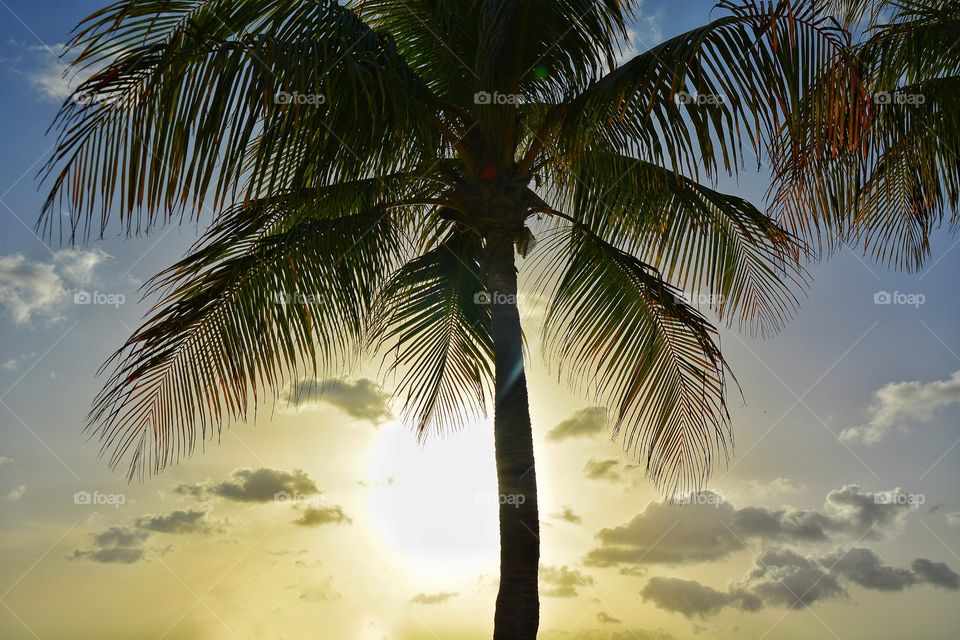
4,485 -> 26,502
0,250 -> 108,324
0,254 -> 67,323
55,248 -> 109,285
841,371 -> 960,444
22,43 -> 105,104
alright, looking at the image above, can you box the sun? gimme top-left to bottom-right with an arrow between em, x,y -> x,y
364,420 -> 501,579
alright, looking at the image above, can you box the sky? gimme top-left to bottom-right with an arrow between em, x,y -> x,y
0,1 -> 959,639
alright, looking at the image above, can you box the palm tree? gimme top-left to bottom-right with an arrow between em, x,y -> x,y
41,1 -> 913,638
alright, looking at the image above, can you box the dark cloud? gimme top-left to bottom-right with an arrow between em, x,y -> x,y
547,407 -> 607,441
642,547 -> 960,618
134,509 -> 220,535
551,506 -> 582,524
176,467 -> 319,503
410,592 -> 457,605
585,486 -> 918,568
585,495 -> 745,567
71,527 -> 148,564
540,564 -> 595,598
596,612 -> 620,624
640,577 -> 761,618
822,547 -> 917,591
281,377 -> 391,424
911,558 -> 960,590
293,505 -> 352,527
584,458 -> 622,482
735,548 -> 846,608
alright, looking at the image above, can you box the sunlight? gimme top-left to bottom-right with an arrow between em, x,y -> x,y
364,421 -> 501,579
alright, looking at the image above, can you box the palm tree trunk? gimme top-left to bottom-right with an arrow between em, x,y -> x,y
485,231 -> 540,640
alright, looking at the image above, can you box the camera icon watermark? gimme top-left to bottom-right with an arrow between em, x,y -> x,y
474,91 -> 524,105
873,91 -> 925,106
873,290 -> 925,308
474,491 -> 527,508
274,491 -> 324,507
873,491 -> 925,507
274,90 -> 326,106
273,291 -> 323,305
473,291 -> 520,305
675,90 -> 724,106
73,290 -> 126,308
73,490 -> 126,509
673,490 -> 726,508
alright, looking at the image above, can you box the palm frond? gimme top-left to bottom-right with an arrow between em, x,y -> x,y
87,181 -> 428,479
368,230 -> 494,438
41,0 -> 444,240
526,0 -> 860,183
535,226 -> 730,494
538,152 -> 808,337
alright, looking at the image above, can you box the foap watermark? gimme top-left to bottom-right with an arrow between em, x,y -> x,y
274,90 -> 326,106
873,290 -> 925,308
873,491 -> 925,507
673,291 -> 724,307
473,291 -> 525,306
74,490 -> 126,509
274,491 -> 325,507
474,491 -> 527,508
74,290 -> 125,308
673,490 -> 726,508
873,91 -> 925,106
72,91 -> 121,107
274,291 -> 323,305
675,91 -> 725,106
474,91 -> 525,105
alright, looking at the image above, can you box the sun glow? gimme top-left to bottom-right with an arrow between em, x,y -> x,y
364,421 -> 501,579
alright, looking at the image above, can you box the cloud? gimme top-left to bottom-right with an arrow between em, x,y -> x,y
3,485 -> 26,502
134,509 -> 221,535
0,250 -> 109,324
841,370 -> 960,444
280,378 -> 391,424
911,558 -> 960,590
71,527 -> 149,564
547,407 -> 607,441
540,565 -> 595,598
0,456 -> 11,468
550,506 -> 582,524
585,486 -> 918,568
945,512 -> 960,527
293,505 -> 351,527
596,612 -> 621,624
175,467 -> 319,503
0,254 -> 67,324
584,458 -> 622,482
736,548 -> 847,608
821,547 -> 916,591
642,548 -> 960,618
410,592 -> 457,605
640,577 -> 761,618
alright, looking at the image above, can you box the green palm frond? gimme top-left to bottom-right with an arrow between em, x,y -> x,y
525,0 -> 859,182
769,0 -> 960,270
88,181 -> 429,479
535,226 -> 729,494
538,152 -> 808,337
41,0 -> 444,240
368,230 -> 494,438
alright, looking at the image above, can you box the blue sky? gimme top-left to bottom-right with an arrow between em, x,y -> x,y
0,1 -> 959,639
